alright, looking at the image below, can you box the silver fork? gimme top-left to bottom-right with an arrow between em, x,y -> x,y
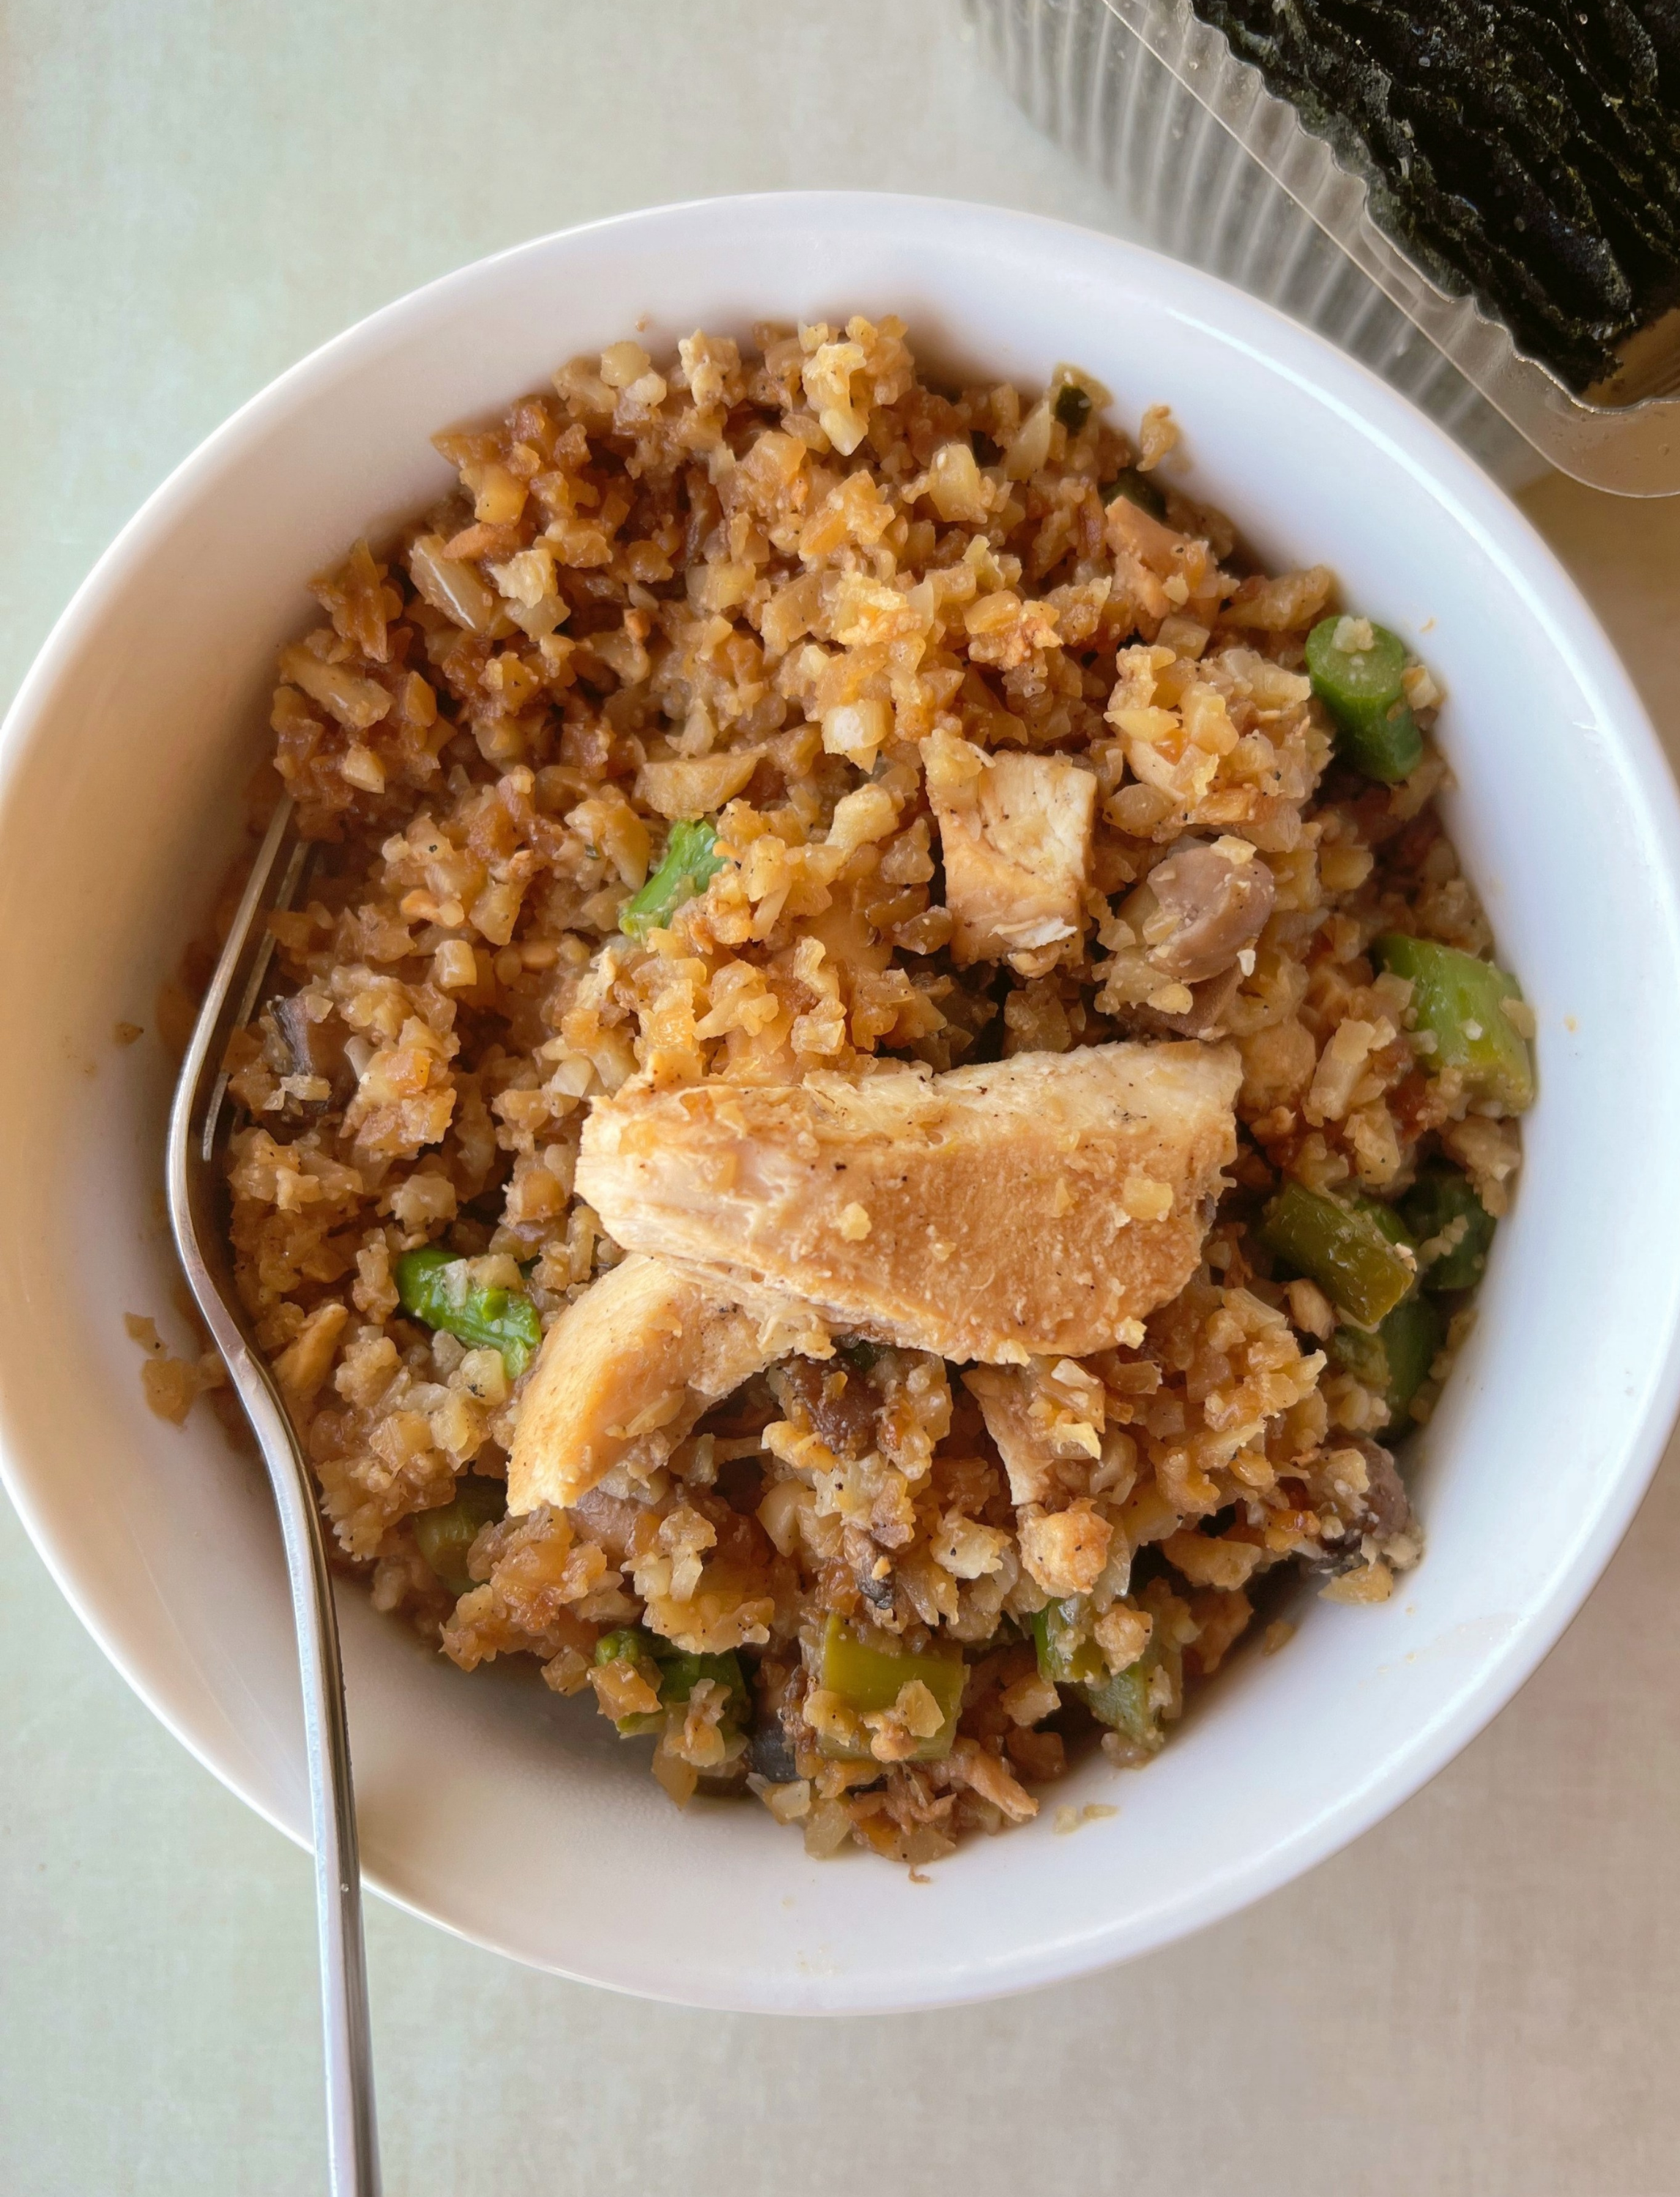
166,797 -> 382,2197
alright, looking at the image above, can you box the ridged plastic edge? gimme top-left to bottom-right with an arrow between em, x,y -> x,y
973,0 -> 1680,494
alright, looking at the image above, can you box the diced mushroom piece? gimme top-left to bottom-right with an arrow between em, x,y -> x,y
767,1354 -> 884,1461
507,1253 -> 828,1513
1118,963 -> 1244,1042
1123,838 -> 1275,985
1339,1435 -> 1414,1543
929,746 -> 1096,971
272,994 -> 357,1107
1307,1436 -> 1417,1573
1099,838 -> 1275,1038
576,1041 -> 1241,1364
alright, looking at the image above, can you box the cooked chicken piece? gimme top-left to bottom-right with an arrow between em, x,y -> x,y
928,744 -> 1096,972
576,1041 -> 1241,1364
965,1363 -> 1090,1506
508,1253 -> 828,1514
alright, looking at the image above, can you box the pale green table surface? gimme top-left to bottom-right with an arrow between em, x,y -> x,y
4,5 -> 1679,2192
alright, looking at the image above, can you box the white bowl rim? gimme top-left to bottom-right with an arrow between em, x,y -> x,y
4,190 -> 1680,2011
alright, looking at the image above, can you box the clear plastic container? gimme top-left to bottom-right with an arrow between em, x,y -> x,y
967,0 -> 1680,495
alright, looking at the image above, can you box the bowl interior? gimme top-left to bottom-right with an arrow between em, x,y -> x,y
4,195 -> 1679,2013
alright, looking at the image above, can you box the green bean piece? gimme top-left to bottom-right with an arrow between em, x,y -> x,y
1373,934 -> 1536,1112
1304,615 -> 1423,784
1401,1166 -> 1496,1293
412,1473 -> 507,1599
1099,467 -> 1167,519
619,817 -> 726,943
1260,1180 -> 1418,1327
1053,382 -> 1093,431
816,1613 -> 966,1761
1329,1293 -> 1443,1424
394,1247 -> 543,1378
1030,1598 -> 1106,1687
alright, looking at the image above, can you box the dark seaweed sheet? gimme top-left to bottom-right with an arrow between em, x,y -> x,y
1191,0 -> 1680,389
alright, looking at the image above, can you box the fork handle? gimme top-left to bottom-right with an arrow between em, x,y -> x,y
239,1346 -> 382,2197
166,798 -> 380,2193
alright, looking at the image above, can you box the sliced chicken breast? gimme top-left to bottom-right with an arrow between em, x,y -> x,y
576,1041 -> 1241,1363
508,1252 -> 828,1513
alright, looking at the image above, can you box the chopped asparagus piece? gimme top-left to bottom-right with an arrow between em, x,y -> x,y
1402,1166 -> 1497,1293
1330,1293 -> 1443,1422
1374,934 -> 1536,1111
412,1473 -> 506,1598
394,1248 -> 543,1378
1082,1659 -> 1161,1751
1081,1603 -> 1182,1753
816,1614 -> 965,1761
592,1627 -> 666,1736
593,1628 -> 751,1738
1305,615 -> 1423,783
1099,467 -> 1166,519
619,817 -> 726,942
654,1647 -> 749,1718
1053,382 -> 1093,431
1030,1597 -> 1105,1687
1260,1181 -> 1418,1328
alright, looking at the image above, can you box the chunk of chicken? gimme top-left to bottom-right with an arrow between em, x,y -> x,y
928,743 -> 1096,972
965,1362 -> 1096,1507
576,1041 -> 1241,1364
508,1253 -> 828,1514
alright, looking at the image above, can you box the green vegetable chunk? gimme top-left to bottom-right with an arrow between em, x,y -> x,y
1260,1181 -> 1418,1328
619,817 -> 726,943
817,1614 -> 966,1761
1082,1659 -> 1162,1752
592,1629 -> 750,1739
1374,934 -> 1535,1112
1033,1596 -> 1175,1751
412,1473 -> 506,1598
592,1628 -> 665,1736
1402,1166 -> 1497,1293
654,1647 -> 750,1720
394,1247 -> 543,1378
1053,382 -> 1093,431
1030,1598 -> 1105,1687
1330,1293 -> 1443,1423
1085,1602 -> 1181,1752
1099,467 -> 1166,519
1304,615 -> 1423,784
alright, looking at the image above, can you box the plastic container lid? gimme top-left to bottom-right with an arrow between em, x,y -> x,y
1093,0 -> 1680,496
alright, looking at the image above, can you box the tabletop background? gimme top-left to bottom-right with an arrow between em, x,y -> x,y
4,4 -> 1679,2192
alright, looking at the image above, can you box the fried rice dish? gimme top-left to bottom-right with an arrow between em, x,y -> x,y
214,316 -> 1534,1864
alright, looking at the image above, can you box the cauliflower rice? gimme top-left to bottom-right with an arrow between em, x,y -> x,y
212,316 -> 1530,1865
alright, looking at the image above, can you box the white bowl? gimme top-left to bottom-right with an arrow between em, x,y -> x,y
4,193 -> 1679,2015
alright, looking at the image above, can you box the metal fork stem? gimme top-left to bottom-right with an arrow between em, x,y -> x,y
166,800 -> 381,2197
